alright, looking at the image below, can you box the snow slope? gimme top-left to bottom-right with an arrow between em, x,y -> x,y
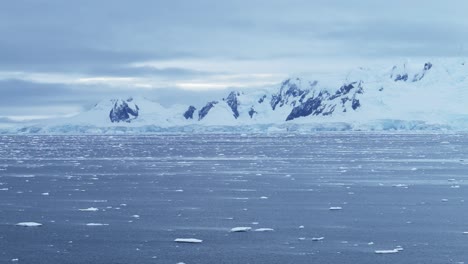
8,59 -> 468,133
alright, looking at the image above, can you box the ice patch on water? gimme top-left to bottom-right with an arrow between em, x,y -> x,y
375,249 -> 399,254
79,207 -> 99,212
392,184 -> 409,188
375,246 -> 403,254
254,228 -> 274,232
174,238 -> 203,243
86,223 -> 109,226
231,227 -> 251,232
16,222 -> 42,227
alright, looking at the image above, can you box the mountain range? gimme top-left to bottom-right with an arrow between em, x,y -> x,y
8,59 -> 468,133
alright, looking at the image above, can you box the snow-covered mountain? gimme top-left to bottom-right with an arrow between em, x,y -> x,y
9,59 -> 468,133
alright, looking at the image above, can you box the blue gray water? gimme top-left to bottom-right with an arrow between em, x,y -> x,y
1,133 -> 468,264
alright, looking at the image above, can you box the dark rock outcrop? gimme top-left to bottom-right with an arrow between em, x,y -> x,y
270,78 -> 312,110
285,81 -> 363,121
286,91 -> 330,121
258,95 -> 266,104
198,101 -> 218,121
394,73 -> 409,82
109,98 -> 139,123
248,107 -> 257,118
412,62 -> 432,82
225,91 -> 240,119
183,106 -> 197,119
392,62 -> 433,82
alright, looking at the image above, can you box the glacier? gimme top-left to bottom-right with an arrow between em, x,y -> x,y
4,59 -> 468,134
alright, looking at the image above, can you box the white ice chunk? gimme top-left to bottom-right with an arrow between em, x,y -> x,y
79,207 -> 99,212
16,222 -> 42,227
329,207 -> 342,211
375,247 -> 403,254
254,228 -> 274,232
230,227 -> 252,232
86,223 -> 109,226
174,238 -> 203,243
312,237 -> 325,241
375,249 -> 399,254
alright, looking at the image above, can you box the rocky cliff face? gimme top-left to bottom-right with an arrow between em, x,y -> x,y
109,98 -> 139,123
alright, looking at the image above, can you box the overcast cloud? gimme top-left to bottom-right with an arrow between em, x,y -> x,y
1,0 -> 468,120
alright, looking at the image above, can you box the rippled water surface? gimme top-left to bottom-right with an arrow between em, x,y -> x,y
1,133 -> 468,264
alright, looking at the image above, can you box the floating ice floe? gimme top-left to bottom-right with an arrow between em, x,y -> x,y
463,231 -> 468,235
254,228 -> 274,232
174,238 -> 203,243
375,249 -> 399,254
79,207 -> 99,212
392,184 -> 409,188
86,223 -> 109,226
260,196 -> 268,199
41,192 -> 49,196
132,215 -> 140,218
16,222 -> 42,227
299,225 -> 305,229
312,237 -> 325,241
375,247 -> 403,254
0,188 -> 8,191
441,199 -> 449,202
329,207 -> 342,211
230,227 -> 252,232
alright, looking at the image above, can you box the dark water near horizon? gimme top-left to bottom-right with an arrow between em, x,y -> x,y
1,133 -> 468,264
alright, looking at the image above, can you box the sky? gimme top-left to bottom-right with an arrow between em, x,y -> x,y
1,0 -> 468,121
